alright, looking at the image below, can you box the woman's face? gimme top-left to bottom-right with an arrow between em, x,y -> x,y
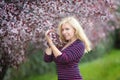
61,23 -> 76,41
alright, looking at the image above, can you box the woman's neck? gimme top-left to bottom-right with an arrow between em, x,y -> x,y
62,38 -> 77,51
68,38 -> 77,44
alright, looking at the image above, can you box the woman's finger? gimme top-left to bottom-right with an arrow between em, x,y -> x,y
45,30 -> 49,36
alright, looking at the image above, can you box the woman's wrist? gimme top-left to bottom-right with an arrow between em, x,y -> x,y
45,47 -> 52,55
49,43 -> 55,46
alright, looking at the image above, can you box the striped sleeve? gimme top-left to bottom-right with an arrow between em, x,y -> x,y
55,42 -> 85,64
44,53 -> 53,63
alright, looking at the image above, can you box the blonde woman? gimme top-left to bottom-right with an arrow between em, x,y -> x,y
44,16 -> 91,80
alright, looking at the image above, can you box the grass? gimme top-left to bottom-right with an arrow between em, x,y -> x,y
25,73 -> 57,80
26,49 -> 120,80
80,49 -> 120,80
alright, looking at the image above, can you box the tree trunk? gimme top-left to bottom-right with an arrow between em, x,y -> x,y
0,65 -> 8,80
115,29 -> 120,48
0,52 -> 8,80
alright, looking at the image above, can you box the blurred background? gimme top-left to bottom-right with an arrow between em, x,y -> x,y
0,0 -> 120,80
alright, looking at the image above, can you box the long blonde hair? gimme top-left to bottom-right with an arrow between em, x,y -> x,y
58,16 -> 91,53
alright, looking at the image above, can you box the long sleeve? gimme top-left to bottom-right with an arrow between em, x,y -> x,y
44,53 -> 53,63
55,41 -> 85,64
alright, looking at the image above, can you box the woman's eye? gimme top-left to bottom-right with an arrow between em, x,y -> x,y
66,28 -> 69,30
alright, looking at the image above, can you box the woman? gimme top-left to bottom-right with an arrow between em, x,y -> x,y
44,16 -> 91,80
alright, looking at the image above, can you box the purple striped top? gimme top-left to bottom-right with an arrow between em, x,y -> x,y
44,39 -> 85,80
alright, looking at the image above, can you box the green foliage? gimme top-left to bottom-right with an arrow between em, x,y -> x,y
24,73 -> 57,80
4,49 -> 56,80
81,31 -> 115,63
116,5 -> 120,13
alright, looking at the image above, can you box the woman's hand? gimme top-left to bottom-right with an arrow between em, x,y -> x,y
45,30 -> 62,57
45,47 -> 52,55
45,30 -> 54,46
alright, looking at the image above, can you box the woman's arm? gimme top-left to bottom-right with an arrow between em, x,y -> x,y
44,47 -> 53,62
55,42 -> 85,63
49,43 -> 62,58
45,47 -> 52,55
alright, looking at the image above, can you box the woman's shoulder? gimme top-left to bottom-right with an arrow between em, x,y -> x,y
73,39 -> 85,47
74,39 -> 84,44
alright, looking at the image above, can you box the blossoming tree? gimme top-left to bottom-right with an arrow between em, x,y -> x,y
0,0 -> 119,80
